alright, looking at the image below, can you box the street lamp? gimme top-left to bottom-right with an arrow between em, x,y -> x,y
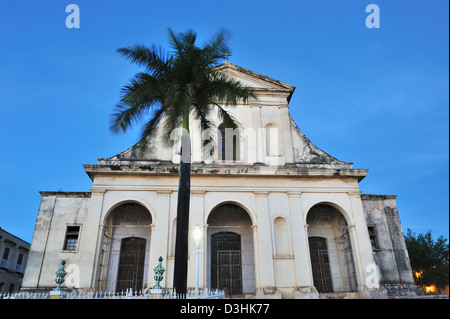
193,224 -> 202,298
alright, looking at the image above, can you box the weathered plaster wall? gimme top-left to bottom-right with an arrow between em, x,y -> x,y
361,194 -> 415,285
22,192 -> 91,289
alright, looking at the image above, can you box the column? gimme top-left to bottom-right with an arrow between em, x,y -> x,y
254,191 -> 276,293
288,192 -> 314,289
251,225 -> 260,292
148,190 -> 171,289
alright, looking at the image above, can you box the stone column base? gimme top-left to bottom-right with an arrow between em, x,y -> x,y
255,287 -> 282,299
294,286 -> 319,299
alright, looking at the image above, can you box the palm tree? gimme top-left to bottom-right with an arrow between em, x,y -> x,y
109,28 -> 256,296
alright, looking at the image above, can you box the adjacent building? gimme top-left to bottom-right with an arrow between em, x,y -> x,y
0,227 -> 30,292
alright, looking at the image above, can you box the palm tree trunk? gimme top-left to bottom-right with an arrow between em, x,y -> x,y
173,128 -> 191,297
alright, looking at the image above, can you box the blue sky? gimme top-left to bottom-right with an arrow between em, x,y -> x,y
0,0 -> 448,243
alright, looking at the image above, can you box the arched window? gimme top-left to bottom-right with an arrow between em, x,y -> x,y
218,124 -> 239,162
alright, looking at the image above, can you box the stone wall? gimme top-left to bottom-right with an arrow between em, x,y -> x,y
22,192 -> 91,290
361,194 -> 415,285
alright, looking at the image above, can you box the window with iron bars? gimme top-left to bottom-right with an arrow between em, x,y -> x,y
63,226 -> 80,251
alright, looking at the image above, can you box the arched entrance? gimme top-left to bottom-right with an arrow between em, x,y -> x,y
306,204 -> 357,293
206,203 -> 255,296
98,202 -> 152,292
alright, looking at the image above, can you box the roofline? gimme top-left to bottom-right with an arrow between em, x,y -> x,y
360,194 -> 398,200
39,191 -> 92,198
0,227 -> 31,247
216,62 -> 296,102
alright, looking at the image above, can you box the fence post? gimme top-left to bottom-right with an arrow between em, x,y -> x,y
50,260 -> 67,299
150,256 -> 165,299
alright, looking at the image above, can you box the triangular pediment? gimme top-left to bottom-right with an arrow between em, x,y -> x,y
216,62 -> 295,101
92,63 -> 356,174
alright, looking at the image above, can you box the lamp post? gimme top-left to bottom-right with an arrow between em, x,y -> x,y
193,224 -> 202,298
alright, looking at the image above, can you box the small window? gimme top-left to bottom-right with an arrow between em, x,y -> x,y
64,226 -> 80,251
218,124 -> 238,162
17,253 -> 24,265
368,226 -> 379,250
2,247 -> 10,260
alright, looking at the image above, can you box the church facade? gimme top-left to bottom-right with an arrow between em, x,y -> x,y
22,63 -> 418,298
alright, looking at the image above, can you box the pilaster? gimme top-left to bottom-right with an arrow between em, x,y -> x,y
254,191 -> 276,294
287,192 -> 314,290
188,190 -> 206,289
148,190 -> 171,289
86,188 -> 106,289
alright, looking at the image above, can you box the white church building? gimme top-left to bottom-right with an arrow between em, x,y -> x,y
22,63 -> 419,298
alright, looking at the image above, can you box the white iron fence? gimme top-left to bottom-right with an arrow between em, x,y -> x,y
0,288 -> 224,300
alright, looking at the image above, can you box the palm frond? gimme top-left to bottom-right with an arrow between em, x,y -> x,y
139,106 -> 165,141
202,28 -> 232,67
110,72 -> 167,134
129,106 -> 166,156
206,72 -> 257,105
117,44 -> 171,79
109,101 -> 150,134
214,103 -> 240,129
160,86 -> 191,144
167,28 -> 196,56
112,28 -> 258,149
120,72 -> 166,104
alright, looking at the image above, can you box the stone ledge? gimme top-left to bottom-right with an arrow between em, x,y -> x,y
83,163 -> 368,182
361,194 -> 398,200
382,284 -> 425,298
39,191 -> 92,198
